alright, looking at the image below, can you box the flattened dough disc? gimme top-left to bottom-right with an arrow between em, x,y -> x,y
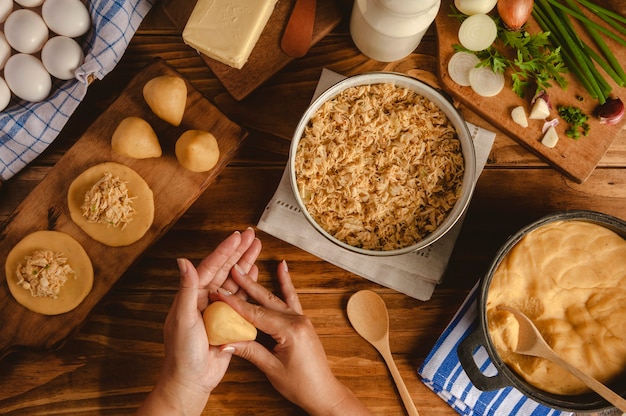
5,231 -> 94,315
67,162 -> 154,247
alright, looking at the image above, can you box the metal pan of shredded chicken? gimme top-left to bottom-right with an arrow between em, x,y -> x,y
290,74 -> 476,255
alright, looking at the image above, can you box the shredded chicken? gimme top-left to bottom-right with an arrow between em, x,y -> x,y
295,83 -> 465,251
81,172 -> 136,229
16,250 -> 76,298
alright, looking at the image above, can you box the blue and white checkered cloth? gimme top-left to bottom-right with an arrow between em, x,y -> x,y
418,284 -> 573,416
0,0 -> 155,181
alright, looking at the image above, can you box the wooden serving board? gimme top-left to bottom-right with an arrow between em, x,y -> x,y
0,58 -> 247,358
161,0 -> 343,101
435,0 -> 626,183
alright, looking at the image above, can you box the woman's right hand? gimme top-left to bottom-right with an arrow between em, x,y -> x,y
215,260 -> 372,416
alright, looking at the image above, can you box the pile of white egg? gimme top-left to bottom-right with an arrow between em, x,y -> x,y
0,0 -> 91,111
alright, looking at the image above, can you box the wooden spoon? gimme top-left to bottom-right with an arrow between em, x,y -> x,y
280,0 -> 316,58
498,306 -> 626,413
347,290 -> 420,416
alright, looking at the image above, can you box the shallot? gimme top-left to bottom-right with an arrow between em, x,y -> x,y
597,97 -> 624,125
497,0 -> 534,31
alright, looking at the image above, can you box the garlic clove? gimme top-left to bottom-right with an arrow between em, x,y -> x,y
529,97 -> 551,120
511,105 -> 528,127
541,125 -> 559,148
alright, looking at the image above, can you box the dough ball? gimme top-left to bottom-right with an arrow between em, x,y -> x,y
202,301 -> 257,345
142,75 -> 187,126
175,130 -> 220,172
111,116 -> 162,159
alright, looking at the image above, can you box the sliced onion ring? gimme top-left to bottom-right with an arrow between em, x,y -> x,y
469,66 -> 505,97
458,14 -> 498,51
447,51 -> 481,87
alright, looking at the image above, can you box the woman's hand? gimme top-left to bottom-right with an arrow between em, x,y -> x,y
136,228 -> 261,416
216,261 -> 372,416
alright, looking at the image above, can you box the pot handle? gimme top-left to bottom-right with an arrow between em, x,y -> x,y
457,328 -> 511,391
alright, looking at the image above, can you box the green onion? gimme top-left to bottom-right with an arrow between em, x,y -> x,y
557,4 -> 612,97
591,12 -> 626,39
574,0 -> 626,27
565,0 -> 626,86
546,0 -> 626,47
558,105 -> 590,139
532,8 -> 594,98
534,0 -> 607,102
533,0 -> 626,103
558,5 -> 611,97
585,45 -> 626,87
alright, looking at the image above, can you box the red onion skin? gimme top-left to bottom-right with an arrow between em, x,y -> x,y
497,0 -> 535,31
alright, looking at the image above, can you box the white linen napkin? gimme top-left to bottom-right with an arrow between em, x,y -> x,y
0,0 -> 155,181
257,69 -> 496,300
418,284 -> 573,416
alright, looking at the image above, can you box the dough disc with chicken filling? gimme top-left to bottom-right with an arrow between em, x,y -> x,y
5,231 -> 94,315
67,162 -> 154,247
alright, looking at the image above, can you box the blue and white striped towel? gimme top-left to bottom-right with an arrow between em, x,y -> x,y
0,0 -> 155,181
418,283 -> 572,416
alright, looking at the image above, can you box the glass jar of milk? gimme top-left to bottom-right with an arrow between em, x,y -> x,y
350,0 -> 441,62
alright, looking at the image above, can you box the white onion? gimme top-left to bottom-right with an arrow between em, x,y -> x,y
447,51 -> 480,86
469,66 -> 505,97
458,13 -> 498,51
454,0 -> 498,15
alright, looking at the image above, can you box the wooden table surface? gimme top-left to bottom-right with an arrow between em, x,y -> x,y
1,1 -> 625,415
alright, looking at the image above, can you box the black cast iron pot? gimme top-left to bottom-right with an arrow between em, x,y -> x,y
457,210 -> 626,413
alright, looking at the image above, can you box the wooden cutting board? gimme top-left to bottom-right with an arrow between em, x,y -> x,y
0,58 -> 247,358
161,0 -> 343,101
435,0 -> 626,183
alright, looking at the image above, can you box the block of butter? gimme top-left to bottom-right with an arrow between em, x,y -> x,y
182,0 -> 279,69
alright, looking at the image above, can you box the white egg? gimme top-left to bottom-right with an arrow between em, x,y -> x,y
4,54 -> 52,102
0,0 -> 13,23
4,9 -> 49,54
15,0 -> 45,6
0,32 -> 11,70
41,36 -> 85,80
0,77 -> 11,112
42,0 -> 91,38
